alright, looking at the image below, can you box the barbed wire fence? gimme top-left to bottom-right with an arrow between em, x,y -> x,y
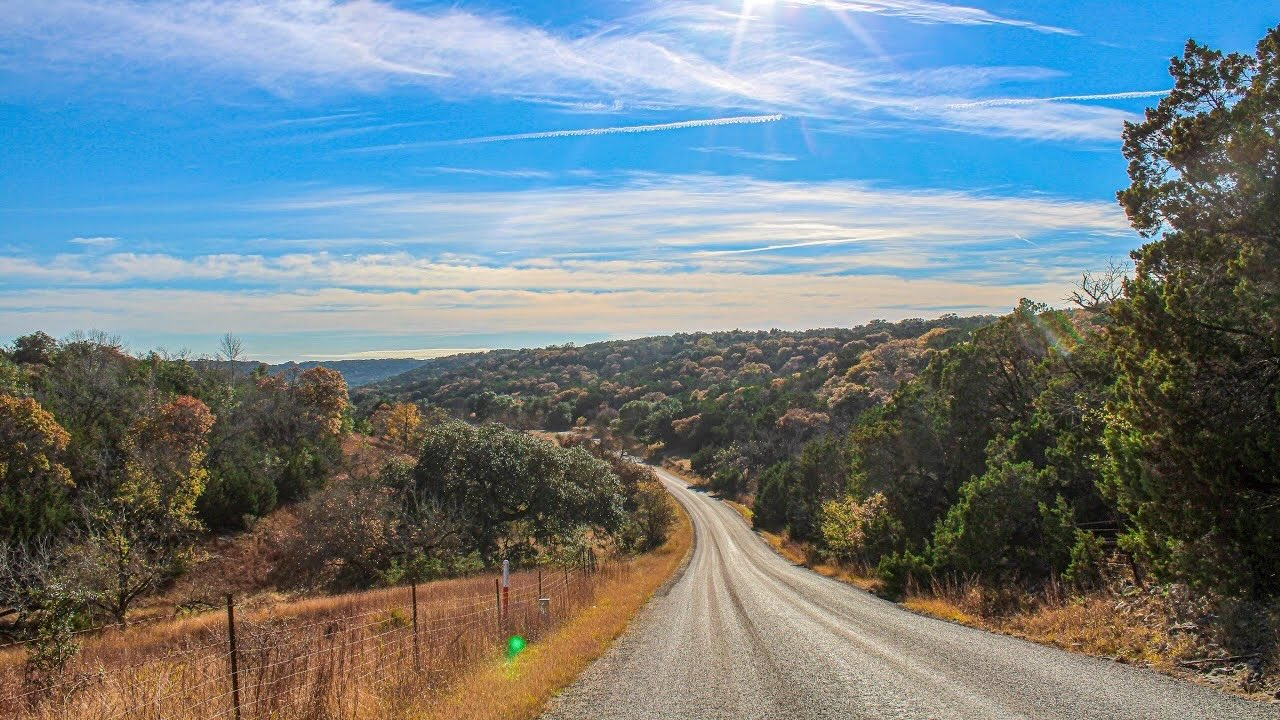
0,549 -> 610,719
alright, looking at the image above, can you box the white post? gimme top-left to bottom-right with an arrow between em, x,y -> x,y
501,559 -> 510,622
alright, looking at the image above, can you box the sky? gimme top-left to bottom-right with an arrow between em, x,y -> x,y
0,1 -> 1275,362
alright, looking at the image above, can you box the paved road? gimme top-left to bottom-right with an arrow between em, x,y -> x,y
542,467 -> 1278,719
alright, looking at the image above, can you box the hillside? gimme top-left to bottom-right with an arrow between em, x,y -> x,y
264,358 -> 430,387
355,315 -> 995,479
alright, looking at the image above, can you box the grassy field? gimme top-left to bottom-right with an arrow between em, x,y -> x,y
0,495 -> 693,720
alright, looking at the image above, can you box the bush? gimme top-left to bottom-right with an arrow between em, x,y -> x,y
819,492 -> 901,566
198,459 -> 278,531
877,549 -> 932,600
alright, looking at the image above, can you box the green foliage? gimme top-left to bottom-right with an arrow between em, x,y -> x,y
354,317 -> 994,487
1063,530 -> 1107,592
1106,26 -> 1280,597
197,455 -> 278,531
876,549 -> 932,600
819,492 -> 901,565
22,578 -> 86,695
930,440 -> 1075,585
412,421 -> 625,561
0,395 -> 75,543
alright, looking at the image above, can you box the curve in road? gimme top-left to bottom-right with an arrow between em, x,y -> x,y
542,467 -> 1278,720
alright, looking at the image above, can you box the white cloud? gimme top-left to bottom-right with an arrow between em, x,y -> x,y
1,176 -> 1135,297
692,146 -> 797,162
785,0 -> 1076,35
1,175 -> 1137,348
0,0 -> 1143,141
356,114 -> 785,151
946,90 -> 1169,109
0,279 -> 1074,343
69,236 -> 118,248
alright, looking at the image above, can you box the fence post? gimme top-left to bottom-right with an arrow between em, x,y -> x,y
411,582 -> 420,672
225,594 -> 242,720
501,559 -> 510,624
494,577 -> 501,635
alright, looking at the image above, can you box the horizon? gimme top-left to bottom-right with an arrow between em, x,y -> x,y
2,1 -> 1276,359
1,310 -> 997,364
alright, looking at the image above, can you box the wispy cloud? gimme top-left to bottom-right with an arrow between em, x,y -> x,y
785,0 -> 1076,35
69,236 -> 118,249
947,90 -> 1169,109
0,174 -> 1139,354
354,115 -> 786,151
427,167 -> 555,180
4,176 -> 1134,291
692,146 -> 797,162
0,0 -> 1138,142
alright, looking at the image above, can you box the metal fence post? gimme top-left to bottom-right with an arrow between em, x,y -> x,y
504,559 -> 512,626
494,577 -> 501,635
411,582 -> 420,671
225,594 -> 242,720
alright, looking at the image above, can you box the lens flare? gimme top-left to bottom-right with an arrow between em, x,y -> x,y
507,635 -> 527,658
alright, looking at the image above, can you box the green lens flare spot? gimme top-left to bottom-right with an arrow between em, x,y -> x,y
506,635 -> 527,658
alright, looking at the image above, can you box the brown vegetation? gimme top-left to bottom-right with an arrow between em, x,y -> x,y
0,551 -> 662,717
413,492 -> 692,720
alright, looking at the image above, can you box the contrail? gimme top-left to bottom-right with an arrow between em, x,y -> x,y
350,114 -> 785,152
947,90 -> 1167,110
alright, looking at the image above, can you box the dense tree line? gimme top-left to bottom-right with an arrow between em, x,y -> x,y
0,333 -> 349,633
0,333 -> 675,644
280,422 -> 672,592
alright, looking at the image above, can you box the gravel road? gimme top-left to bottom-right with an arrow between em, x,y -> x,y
542,467 -> 1278,719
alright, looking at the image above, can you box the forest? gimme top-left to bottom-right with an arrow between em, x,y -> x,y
359,29 -> 1280,659
0,331 -> 672,663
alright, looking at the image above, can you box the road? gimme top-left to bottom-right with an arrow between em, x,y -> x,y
542,467 -> 1278,719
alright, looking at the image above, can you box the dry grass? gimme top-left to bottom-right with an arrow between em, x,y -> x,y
409,494 -> 693,720
902,596 -> 976,626
755,529 -> 884,594
0,492 -> 693,720
740,517 -> 1276,697
1,490 -> 693,720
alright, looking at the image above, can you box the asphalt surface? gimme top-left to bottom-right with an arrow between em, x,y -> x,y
542,467 -> 1279,720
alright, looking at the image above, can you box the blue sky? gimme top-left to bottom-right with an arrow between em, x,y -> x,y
1,1 -> 1274,361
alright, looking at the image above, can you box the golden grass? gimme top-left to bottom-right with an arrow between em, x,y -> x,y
723,499 -> 753,524
409,494 -> 693,720
1,496 -> 693,720
898,581 -> 1197,670
755,528 -> 884,593
902,597 -> 976,626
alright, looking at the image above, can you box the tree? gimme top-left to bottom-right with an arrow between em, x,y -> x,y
411,422 -> 624,561
0,396 -> 74,543
371,402 -> 423,453
11,331 -> 57,367
1106,27 -> 1280,597
217,333 -> 243,366
820,492 -> 900,567
77,396 -> 214,624
36,331 -> 142,494
930,440 -> 1074,585
292,366 -> 349,436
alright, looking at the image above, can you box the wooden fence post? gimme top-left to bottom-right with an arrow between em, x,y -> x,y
225,594 -> 242,720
